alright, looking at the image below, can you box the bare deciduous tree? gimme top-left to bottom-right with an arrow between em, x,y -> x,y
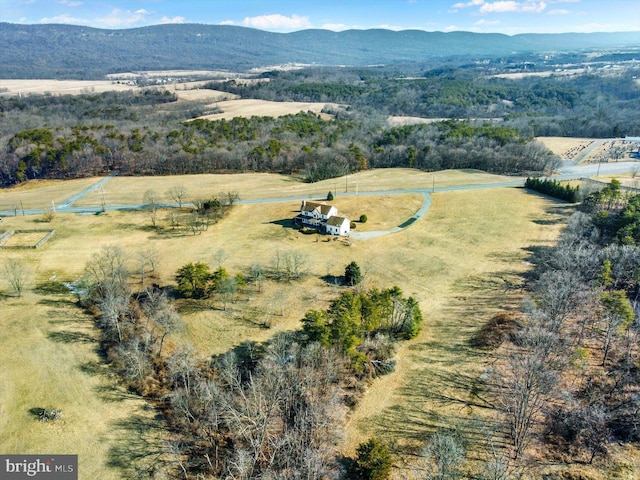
143,189 -> 160,228
3,258 -> 29,297
167,185 -> 188,208
137,247 -> 160,286
420,429 -> 466,480
493,330 -> 558,460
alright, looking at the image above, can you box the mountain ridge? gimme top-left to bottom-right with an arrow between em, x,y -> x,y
1,22 -> 638,79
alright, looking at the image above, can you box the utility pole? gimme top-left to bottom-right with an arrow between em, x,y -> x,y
100,186 -> 106,212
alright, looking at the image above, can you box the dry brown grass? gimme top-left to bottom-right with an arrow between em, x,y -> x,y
174,88 -> 239,102
0,178 -> 99,212
0,80 -> 137,97
491,69 -> 586,79
0,230 -> 52,248
62,168 -> 516,208
0,290 -> 167,479
537,137 -> 636,164
194,98 -> 335,121
3,170 -> 632,478
537,136 -> 596,157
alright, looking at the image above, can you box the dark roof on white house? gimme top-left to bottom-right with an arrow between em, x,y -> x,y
301,201 -> 335,215
326,215 -> 349,226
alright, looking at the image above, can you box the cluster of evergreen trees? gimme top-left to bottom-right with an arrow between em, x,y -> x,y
525,177 -> 580,202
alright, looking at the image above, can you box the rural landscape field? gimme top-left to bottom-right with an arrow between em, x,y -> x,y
1,4 -> 640,479
0,170 -> 571,476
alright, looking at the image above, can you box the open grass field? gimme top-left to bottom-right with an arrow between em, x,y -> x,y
491,68 -> 587,79
0,290 -> 169,479
537,136 -> 596,158
0,80 -> 137,96
173,88 -> 239,102
194,98 -> 335,121
34,168 -> 516,209
1,169 -> 634,478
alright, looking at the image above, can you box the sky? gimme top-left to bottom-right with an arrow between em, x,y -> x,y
0,0 -> 638,35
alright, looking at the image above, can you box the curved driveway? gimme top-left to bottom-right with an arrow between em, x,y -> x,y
1,161 -> 638,239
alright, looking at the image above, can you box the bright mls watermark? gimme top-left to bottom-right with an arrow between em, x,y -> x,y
1,455 -> 77,479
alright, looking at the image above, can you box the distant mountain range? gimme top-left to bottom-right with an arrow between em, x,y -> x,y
1,23 -> 639,79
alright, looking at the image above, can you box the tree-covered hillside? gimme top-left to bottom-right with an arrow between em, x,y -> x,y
1,22 -> 639,78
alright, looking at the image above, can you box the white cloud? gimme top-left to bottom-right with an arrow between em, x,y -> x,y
160,16 -> 185,24
475,18 -> 501,25
40,13 -> 89,25
59,0 -> 83,6
452,0 -> 485,9
242,14 -> 311,31
93,8 -> 151,27
548,9 -> 570,14
219,20 -> 235,26
479,1 -> 547,13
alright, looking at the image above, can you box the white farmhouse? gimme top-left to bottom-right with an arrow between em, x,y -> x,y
296,200 -> 350,236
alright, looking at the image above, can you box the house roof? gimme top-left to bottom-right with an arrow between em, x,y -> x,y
301,201 -> 335,215
326,215 -> 349,227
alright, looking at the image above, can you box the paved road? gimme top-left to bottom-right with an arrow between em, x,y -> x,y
1,162 -> 638,238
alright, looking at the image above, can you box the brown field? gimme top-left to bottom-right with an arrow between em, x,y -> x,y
173,88 -> 239,102
0,289 -> 169,479
0,230 -> 52,248
491,68 -> 586,79
387,116 -> 449,126
194,98 -> 336,121
0,80 -> 137,97
537,136 -> 596,157
0,168 -> 513,212
537,137 -> 637,163
0,177 -> 102,212
1,169 -> 634,478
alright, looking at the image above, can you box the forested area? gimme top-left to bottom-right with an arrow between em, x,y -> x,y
2,63 -> 639,188
210,66 -> 640,137
0,85 -> 559,187
474,180 -> 640,472
73,248 -> 421,478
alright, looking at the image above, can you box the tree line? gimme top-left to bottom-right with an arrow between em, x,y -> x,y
0,89 -> 558,187
524,177 -> 580,202
479,179 -> 640,474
